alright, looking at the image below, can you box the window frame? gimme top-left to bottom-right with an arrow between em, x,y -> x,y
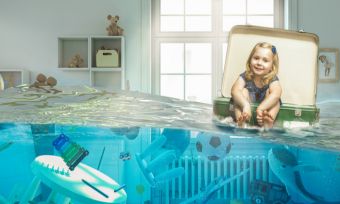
151,0 -> 284,102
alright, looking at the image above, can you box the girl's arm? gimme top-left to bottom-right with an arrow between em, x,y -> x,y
257,80 -> 282,111
231,77 -> 249,109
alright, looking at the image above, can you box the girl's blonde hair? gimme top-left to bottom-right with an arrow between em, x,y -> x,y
245,42 -> 279,85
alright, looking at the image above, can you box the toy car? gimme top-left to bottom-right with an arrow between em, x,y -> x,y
249,180 -> 290,204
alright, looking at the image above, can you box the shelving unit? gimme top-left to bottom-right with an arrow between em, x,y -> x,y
58,36 -> 125,90
0,69 -> 30,89
58,37 -> 89,69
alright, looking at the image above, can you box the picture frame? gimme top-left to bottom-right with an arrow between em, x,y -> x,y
318,48 -> 339,83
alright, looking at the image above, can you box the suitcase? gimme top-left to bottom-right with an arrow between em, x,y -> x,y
213,25 -> 320,127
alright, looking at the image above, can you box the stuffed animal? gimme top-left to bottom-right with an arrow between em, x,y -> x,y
46,76 -> 57,87
36,73 -> 47,86
106,15 -> 124,36
30,73 -> 61,93
68,54 -> 84,68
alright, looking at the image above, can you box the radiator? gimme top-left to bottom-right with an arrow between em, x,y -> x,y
161,155 -> 274,203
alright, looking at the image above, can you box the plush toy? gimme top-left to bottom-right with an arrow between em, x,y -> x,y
46,76 -> 57,87
30,73 -> 61,93
106,15 -> 124,36
68,54 -> 84,68
36,73 -> 47,86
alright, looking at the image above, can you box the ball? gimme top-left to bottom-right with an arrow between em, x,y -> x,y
196,132 -> 232,161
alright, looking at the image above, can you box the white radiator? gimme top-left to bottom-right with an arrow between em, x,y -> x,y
162,155 -> 274,203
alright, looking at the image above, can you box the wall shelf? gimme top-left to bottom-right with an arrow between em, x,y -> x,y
0,69 -> 30,89
91,68 -> 122,72
58,37 -> 89,69
58,36 -> 125,90
59,68 -> 90,71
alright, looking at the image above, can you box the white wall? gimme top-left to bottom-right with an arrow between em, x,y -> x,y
0,0 -> 150,92
291,0 -> 340,102
2,0 -> 340,100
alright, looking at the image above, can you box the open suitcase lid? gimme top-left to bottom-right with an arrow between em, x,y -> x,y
221,25 -> 319,106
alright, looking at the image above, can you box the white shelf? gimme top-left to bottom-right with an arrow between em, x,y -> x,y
58,36 -> 125,90
91,68 -> 122,72
0,69 -> 30,89
58,37 -> 88,68
59,68 -> 90,71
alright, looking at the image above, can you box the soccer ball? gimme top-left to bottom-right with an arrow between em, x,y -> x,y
196,132 -> 232,161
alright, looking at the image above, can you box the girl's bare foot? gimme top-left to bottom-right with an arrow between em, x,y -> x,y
237,113 -> 250,128
237,117 -> 246,127
256,109 -> 264,126
263,110 -> 274,128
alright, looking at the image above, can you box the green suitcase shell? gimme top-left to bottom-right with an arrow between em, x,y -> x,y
213,97 -> 319,127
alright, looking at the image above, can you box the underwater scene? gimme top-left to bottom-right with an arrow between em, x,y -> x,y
0,86 -> 340,204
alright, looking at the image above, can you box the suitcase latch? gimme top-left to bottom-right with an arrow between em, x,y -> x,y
295,109 -> 302,117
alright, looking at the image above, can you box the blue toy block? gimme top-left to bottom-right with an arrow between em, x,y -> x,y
52,134 -> 69,151
52,133 -> 89,171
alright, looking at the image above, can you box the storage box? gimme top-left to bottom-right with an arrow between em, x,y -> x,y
214,25 -> 320,127
96,50 -> 119,67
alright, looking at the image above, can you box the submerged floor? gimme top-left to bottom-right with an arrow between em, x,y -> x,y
0,124 -> 340,204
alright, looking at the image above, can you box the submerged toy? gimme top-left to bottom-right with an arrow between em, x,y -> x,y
119,151 -> 131,161
161,128 -> 190,158
196,132 -> 231,161
27,155 -> 127,204
114,184 -> 126,193
0,141 -> 13,152
135,135 -> 184,187
336,154 -> 340,172
181,169 -> 249,204
82,179 -> 109,198
53,134 -> 89,171
135,184 -> 145,194
268,147 -> 326,203
249,180 -> 290,204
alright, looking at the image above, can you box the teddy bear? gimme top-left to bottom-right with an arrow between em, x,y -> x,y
35,73 -> 47,87
68,54 -> 84,68
106,15 -> 124,36
30,73 -> 61,93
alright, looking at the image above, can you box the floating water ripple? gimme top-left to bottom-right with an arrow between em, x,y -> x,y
0,85 -> 339,151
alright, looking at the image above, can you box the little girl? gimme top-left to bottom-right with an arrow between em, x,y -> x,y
231,42 -> 282,128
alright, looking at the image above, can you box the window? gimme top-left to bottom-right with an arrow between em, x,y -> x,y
152,0 -> 284,103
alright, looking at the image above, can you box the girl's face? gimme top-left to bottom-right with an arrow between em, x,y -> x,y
250,47 -> 274,77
